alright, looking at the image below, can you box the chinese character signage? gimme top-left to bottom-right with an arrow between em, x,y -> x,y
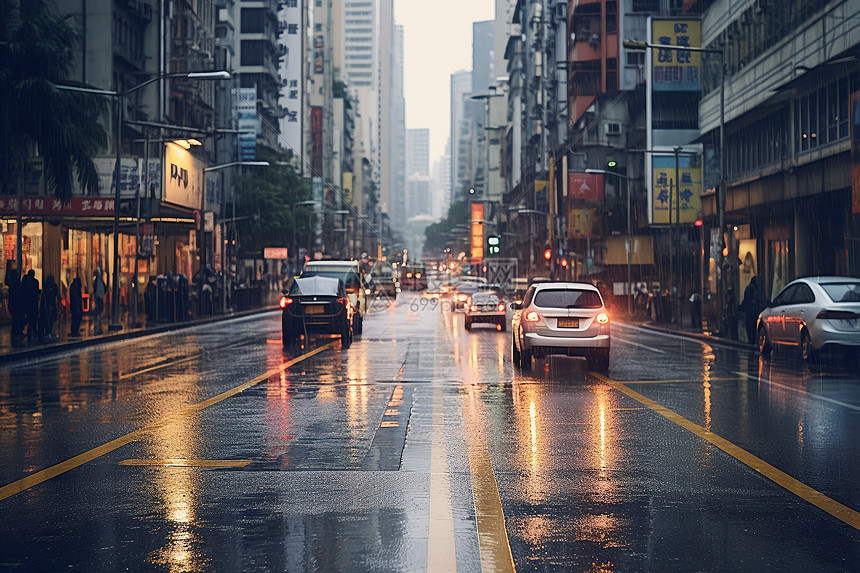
0,196 -> 116,216
279,0 -> 302,154
651,155 -> 702,224
237,87 -> 258,161
651,19 -> 701,92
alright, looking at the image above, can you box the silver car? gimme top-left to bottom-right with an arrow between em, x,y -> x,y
757,276 -> 860,365
511,282 -> 610,373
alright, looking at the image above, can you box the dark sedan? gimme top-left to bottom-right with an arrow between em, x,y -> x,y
281,276 -> 353,347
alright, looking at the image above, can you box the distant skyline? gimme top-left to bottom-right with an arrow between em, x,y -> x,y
396,0 -> 496,165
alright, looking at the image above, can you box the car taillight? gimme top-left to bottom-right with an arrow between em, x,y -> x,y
457,294 -> 468,302
337,297 -> 349,307
525,311 -> 541,322
497,303 -> 506,312
596,312 -> 609,324
470,305 -> 478,312
817,309 -> 858,319
279,297 -> 293,308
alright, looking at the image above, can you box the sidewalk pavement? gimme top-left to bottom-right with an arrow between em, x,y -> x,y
0,295 -> 281,365
632,319 -> 755,352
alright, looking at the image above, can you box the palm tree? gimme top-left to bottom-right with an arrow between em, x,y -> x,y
0,0 -> 107,202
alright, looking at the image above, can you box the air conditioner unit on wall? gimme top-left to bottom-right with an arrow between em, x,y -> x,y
604,122 -> 621,135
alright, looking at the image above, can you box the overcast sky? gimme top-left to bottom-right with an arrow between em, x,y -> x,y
396,0 -> 496,166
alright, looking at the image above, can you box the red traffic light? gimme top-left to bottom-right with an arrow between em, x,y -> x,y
694,219 -> 703,227
544,248 -> 552,261
560,258 -> 568,267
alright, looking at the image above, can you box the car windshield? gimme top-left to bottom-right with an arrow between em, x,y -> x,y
820,281 -> 860,302
533,289 -> 602,309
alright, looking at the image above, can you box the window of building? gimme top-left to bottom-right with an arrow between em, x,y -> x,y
241,40 -> 265,66
241,8 -> 264,34
606,1 -> 617,35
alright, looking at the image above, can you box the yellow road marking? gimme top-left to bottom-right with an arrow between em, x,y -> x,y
118,352 -> 203,380
0,341 -> 336,502
119,459 -> 252,467
427,386 -> 457,572
592,373 -> 860,530
614,377 -> 745,384
462,390 -> 516,573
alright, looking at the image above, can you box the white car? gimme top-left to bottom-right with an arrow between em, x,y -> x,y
511,282 -> 610,373
757,276 -> 860,366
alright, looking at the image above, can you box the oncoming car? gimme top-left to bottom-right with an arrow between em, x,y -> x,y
511,282 -> 610,373
757,276 -> 860,366
281,276 -> 353,347
465,291 -> 507,331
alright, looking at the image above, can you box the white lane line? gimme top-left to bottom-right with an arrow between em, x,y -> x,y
427,386 -> 457,572
615,323 -> 714,346
734,371 -> 860,412
613,335 -> 667,354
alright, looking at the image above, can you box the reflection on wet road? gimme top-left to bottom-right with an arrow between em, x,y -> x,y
0,293 -> 858,571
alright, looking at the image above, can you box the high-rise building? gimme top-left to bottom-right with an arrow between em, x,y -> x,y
450,70 -> 472,204
406,129 -> 431,220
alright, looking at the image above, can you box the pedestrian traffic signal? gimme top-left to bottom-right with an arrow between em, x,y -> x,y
487,235 -> 501,255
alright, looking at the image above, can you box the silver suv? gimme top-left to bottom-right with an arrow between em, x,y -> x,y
511,282 -> 611,373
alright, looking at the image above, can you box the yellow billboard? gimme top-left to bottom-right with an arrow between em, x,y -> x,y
652,19 -> 701,92
651,155 -> 702,225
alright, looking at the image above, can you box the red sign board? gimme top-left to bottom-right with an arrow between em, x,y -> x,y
263,247 -> 289,259
568,172 -> 604,201
0,196 -> 115,216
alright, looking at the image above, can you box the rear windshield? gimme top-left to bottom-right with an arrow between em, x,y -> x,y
302,268 -> 361,289
821,282 -> 860,303
533,289 -> 602,309
471,293 -> 500,304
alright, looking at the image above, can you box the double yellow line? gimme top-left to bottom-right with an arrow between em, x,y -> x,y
0,342 -> 335,502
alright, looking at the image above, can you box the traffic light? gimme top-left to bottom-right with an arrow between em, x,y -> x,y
487,235 -> 501,255
543,247 -> 552,261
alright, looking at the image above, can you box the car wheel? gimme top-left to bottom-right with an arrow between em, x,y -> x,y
512,333 -> 521,364
589,349 -> 610,374
465,318 -> 472,331
355,313 -> 363,335
757,326 -> 772,357
520,339 -> 532,371
499,320 -> 507,332
341,323 -> 352,349
801,330 -> 819,366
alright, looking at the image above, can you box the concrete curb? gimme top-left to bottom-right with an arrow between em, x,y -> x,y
632,321 -> 755,352
0,307 -> 279,365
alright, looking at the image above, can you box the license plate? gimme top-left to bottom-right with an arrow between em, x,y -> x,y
305,305 -> 325,315
557,318 -> 579,328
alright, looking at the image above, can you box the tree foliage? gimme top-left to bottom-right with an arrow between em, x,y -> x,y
423,199 -> 469,255
0,0 -> 107,201
235,147 -> 313,255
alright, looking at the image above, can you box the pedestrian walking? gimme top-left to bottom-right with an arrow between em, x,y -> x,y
5,260 -> 25,344
689,291 -> 702,330
39,275 -> 60,342
739,275 -> 766,344
722,287 -> 738,340
69,276 -> 83,337
92,267 -> 106,333
21,269 -> 40,342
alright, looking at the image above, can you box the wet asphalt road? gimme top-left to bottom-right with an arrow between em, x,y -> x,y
1,291 -> 859,572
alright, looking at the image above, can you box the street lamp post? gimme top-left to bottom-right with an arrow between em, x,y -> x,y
58,71 -> 231,330
623,39 -> 725,329
290,200 -> 318,270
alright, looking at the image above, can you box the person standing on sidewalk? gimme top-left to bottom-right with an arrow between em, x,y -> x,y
39,275 -> 59,342
5,260 -> 24,345
739,276 -> 764,344
21,269 -> 40,343
92,267 -> 106,333
69,276 -> 83,337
